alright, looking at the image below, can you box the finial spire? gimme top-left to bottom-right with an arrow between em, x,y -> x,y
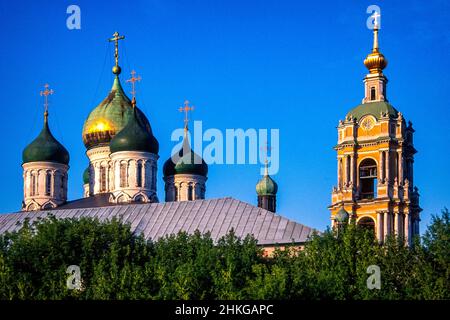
126,70 -> 141,103
363,11 -> 387,74
108,31 -> 125,75
372,11 -> 380,53
260,141 -> 272,176
40,83 -> 54,123
179,100 -> 194,130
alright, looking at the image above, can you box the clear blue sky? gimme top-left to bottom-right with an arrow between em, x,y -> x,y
0,0 -> 448,233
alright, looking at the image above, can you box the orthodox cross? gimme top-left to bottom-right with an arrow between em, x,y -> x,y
260,141 -> 273,174
179,100 -> 194,129
108,31 -> 125,67
40,84 -> 54,119
372,11 -> 380,29
126,70 -> 142,99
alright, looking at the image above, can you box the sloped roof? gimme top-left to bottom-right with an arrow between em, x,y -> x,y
0,198 -> 314,245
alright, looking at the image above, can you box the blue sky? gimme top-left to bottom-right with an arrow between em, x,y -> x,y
0,0 -> 448,233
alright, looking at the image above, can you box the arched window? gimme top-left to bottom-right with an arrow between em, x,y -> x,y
174,185 -> 179,201
152,166 -> 157,190
60,174 -> 65,197
117,195 -> 126,203
30,172 -> 37,196
359,158 -> 377,199
43,202 -> 54,210
100,166 -> 107,192
134,195 -> 145,203
136,161 -> 142,187
358,217 -> 376,234
188,184 -> 193,201
370,87 -> 376,100
45,172 -> 52,196
120,163 -> 127,188
338,158 -> 343,188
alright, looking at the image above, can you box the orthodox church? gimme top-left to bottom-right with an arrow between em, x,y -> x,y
0,22 -> 420,248
0,31 -> 312,251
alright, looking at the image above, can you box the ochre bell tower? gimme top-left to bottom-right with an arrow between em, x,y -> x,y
329,23 -> 421,245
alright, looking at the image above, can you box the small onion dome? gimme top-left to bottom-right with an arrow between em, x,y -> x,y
364,51 -> 387,73
22,114 -> 69,165
83,167 -> 90,184
256,173 -> 278,196
109,101 -> 159,154
363,26 -> 387,73
82,76 -> 152,149
334,207 -> 349,223
163,131 -> 208,177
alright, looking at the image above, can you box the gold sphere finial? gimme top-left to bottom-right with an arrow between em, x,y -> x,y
363,25 -> 387,73
112,65 -> 121,75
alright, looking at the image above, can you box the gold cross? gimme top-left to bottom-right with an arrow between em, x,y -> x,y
108,31 -> 125,67
126,70 -> 142,99
179,100 -> 194,129
40,84 -> 54,115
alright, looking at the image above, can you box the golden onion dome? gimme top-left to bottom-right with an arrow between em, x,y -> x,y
363,26 -> 387,73
364,51 -> 387,73
82,76 -> 151,149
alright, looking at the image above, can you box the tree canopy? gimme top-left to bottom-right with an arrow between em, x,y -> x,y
0,209 -> 448,300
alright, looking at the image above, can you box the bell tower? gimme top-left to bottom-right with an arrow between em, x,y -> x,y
329,20 -> 421,245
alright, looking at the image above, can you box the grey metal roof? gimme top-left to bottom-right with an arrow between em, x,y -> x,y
0,197 -> 315,245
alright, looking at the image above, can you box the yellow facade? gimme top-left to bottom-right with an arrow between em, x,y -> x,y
329,25 -> 421,245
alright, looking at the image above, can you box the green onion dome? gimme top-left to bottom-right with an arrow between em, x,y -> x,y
334,207 -> 349,223
22,114 -> 69,165
163,130 -> 208,177
82,76 -> 152,149
83,167 -> 90,184
256,170 -> 278,196
109,100 -> 159,154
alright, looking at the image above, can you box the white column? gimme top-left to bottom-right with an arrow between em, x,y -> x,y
376,212 -> 383,243
394,212 -> 399,235
24,171 -> 30,198
126,161 -> 133,187
142,160 -> 148,188
94,164 -> 100,194
398,150 -> 403,184
383,211 -> 389,240
105,162 -> 110,191
405,213 -> 410,245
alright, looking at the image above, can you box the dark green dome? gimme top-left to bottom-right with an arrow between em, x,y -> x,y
109,104 -> 159,154
346,101 -> 398,121
256,173 -> 278,196
163,132 -> 208,177
335,207 -> 349,223
83,167 -> 90,184
22,117 -> 70,165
